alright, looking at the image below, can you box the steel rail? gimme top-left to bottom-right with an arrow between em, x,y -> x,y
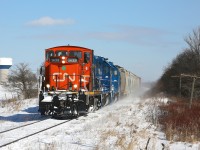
0,119 -> 71,148
0,116 -> 50,134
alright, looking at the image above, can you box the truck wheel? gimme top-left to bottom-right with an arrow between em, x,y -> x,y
97,98 -> 102,109
72,104 -> 79,118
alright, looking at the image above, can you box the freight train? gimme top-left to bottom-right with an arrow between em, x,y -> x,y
38,45 -> 141,117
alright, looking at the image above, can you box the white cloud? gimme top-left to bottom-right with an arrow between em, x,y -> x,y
85,26 -> 177,47
26,16 -> 75,26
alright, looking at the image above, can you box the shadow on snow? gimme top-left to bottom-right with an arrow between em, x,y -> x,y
22,106 -> 39,113
0,106 -> 89,122
0,106 -> 49,122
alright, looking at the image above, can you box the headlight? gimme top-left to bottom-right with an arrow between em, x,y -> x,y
111,86 -> 114,91
46,84 -> 50,89
74,84 -> 78,88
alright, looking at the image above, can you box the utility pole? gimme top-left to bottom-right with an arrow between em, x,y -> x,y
190,77 -> 196,109
179,75 -> 182,97
172,74 -> 200,109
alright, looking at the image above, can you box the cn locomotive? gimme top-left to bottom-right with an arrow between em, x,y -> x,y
38,45 -> 140,117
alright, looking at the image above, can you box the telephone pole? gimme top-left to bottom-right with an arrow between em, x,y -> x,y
172,74 -> 200,109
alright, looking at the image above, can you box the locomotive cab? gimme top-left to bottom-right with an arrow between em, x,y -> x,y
38,46 -> 93,117
44,48 -> 92,91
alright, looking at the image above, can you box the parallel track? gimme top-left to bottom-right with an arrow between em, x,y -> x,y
0,119 -> 71,148
0,117 -> 49,134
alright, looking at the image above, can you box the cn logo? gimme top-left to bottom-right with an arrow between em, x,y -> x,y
52,73 -> 90,83
52,73 -> 75,82
52,72 -> 90,91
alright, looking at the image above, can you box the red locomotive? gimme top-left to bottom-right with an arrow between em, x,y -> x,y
43,45 -> 93,91
39,45 -> 101,117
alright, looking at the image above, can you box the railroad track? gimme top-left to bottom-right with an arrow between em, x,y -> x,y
0,116 -> 50,134
0,118 -> 71,148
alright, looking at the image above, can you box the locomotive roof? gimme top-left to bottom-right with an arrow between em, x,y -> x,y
46,45 -> 93,51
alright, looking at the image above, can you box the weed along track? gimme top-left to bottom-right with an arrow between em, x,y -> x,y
0,119 -> 71,148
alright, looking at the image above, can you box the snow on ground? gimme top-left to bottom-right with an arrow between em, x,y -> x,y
0,96 -> 200,150
0,85 -> 16,100
0,98 -> 41,133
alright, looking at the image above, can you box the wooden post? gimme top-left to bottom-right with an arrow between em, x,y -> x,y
179,76 -> 182,97
189,77 -> 196,109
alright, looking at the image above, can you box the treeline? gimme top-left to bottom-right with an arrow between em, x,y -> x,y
150,27 -> 200,99
1,63 -> 38,100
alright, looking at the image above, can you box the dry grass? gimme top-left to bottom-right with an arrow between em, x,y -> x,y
0,98 -> 17,106
37,139 -> 57,150
0,98 -> 22,112
146,97 -> 164,127
158,99 -> 200,142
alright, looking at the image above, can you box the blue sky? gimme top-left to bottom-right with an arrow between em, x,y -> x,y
0,0 -> 200,82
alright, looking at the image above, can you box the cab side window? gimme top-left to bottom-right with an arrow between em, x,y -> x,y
96,62 -> 102,75
46,51 -> 54,60
69,51 -> 82,59
84,52 -> 90,63
103,65 -> 109,74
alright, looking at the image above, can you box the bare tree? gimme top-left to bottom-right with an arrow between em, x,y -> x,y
3,63 -> 37,99
150,27 -> 200,98
184,27 -> 200,54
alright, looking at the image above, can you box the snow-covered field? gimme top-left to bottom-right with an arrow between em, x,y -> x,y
0,96 -> 200,150
0,85 -> 15,100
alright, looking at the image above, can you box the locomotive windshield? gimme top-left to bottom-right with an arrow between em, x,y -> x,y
46,50 -> 54,60
56,51 -> 68,57
69,51 -> 82,59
